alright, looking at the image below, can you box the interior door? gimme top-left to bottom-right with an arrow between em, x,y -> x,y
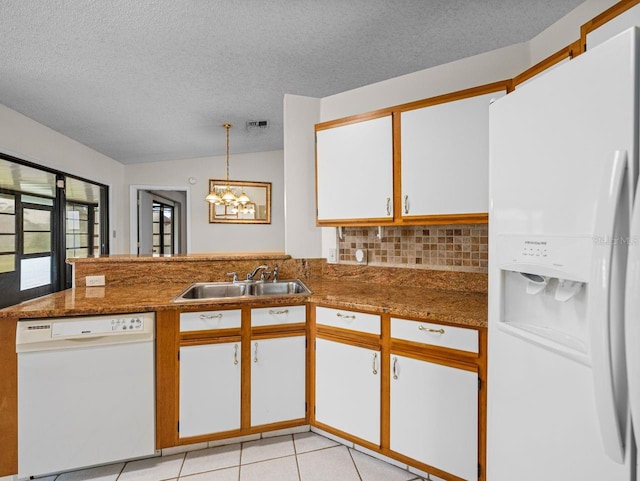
137,190 -> 154,255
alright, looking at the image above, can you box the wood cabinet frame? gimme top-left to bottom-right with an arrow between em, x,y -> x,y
315,81 -> 510,228
0,317 -> 18,475
156,304 -> 309,449
309,305 -> 488,481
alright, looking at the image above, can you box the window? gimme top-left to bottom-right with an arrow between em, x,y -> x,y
65,202 -> 97,259
21,195 -> 53,291
0,193 -> 16,274
152,201 -> 174,255
0,154 -> 109,308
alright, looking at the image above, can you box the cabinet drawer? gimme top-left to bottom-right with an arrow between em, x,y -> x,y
316,306 -> 380,335
391,318 -> 478,353
180,309 -> 242,332
251,305 -> 306,327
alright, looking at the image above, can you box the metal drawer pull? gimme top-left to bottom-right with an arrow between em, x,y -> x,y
372,352 -> 378,375
268,309 -> 289,315
418,325 -> 445,334
404,195 -> 409,214
253,342 -> 259,363
233,344 -> 239,365
200,313 -> 223,320
386,197 -> 391,216
337,313 -> 356,319
393,357 -> 398,380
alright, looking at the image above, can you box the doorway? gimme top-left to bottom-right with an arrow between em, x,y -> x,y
130,186 -> 190,255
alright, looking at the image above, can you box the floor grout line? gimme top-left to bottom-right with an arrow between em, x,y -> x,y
115,461 -> 126,481
40,433 -> 429,481
176,452 -> 187,479
237,440 -> 243,481
347,446 -> 364,481
292,434 -> 303,481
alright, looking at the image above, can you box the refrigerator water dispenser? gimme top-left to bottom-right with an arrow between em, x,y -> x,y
501,269 -> 589,364
496,234 -> 594,365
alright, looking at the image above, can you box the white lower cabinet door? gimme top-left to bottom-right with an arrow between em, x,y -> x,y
251,336 -> 306,426
179,342 -> 241,438
390,354 -> 478,481
315,338 -> 380,444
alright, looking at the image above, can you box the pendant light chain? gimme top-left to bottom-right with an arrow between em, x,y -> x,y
205,122 -> 252,212
224,122 -> 231,186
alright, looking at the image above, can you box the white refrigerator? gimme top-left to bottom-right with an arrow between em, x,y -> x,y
487,27 -> 640,480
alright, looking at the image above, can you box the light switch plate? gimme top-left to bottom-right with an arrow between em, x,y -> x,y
328,248 -> 337,263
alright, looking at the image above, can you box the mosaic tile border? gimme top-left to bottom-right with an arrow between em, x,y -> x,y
338,224 -> 488,273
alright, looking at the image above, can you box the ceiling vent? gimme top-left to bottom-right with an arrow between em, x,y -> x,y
246,120 -> 269,130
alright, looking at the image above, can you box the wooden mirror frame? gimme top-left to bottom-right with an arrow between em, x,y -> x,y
208,179 -> 271,224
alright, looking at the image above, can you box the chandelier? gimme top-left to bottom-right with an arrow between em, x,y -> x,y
205,123 -> 252,213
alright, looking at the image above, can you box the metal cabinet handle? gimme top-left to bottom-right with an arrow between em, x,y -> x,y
268,309 -> 289,315
386,197 -> 391,216
393,356 -> 398,380
403,195 -> 409,214
200,313 -> 223,320
253,342 -> 259,363
337,313 -> 356,319
372,352 -> 378,375
233,344 -> 239,365
418,325 -> 445,334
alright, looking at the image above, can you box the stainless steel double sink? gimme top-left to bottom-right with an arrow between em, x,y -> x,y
172,279 -> 312,302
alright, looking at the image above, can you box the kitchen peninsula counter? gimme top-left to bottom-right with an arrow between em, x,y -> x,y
0,257 -> 487,476
0,278 -> 487,328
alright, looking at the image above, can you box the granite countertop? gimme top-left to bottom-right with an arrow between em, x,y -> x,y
0,279 -> 487,328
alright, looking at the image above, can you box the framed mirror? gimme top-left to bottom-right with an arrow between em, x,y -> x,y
208,180 -> 271,224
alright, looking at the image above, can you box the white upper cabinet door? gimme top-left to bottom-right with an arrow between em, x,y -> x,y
401,91 -> 504,217
251,336 -> 306,426
315,338 -> 380,445
316,115 -> 393,222
179,342 -> 241,438
390,354 -> 478,481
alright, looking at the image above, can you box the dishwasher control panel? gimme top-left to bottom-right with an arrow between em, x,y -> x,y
52,316 -> 144,337
16,312 -> 155,352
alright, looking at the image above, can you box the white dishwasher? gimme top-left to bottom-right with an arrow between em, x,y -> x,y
16,312 -> 156,479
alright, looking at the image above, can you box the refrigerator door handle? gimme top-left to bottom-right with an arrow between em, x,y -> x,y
589,150 -> 628,464
625,184 -> 640,447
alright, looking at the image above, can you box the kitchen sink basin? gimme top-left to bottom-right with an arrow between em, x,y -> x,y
248,280 -> 310,296
175,282 -> 249,300
172,279 -> 312,302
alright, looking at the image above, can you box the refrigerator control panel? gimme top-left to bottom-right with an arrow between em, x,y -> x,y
521,239 -> 548,259
497,234 -> 592,282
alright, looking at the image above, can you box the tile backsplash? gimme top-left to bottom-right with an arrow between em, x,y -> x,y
338,224 -> 488,273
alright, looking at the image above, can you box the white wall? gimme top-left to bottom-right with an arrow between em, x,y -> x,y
124,150 -> 285,253
318,0 -> 619,126
283,94 -> 322,258
0,103 -> 127,252
527,0 -> 619,64
320,43 -> 529,123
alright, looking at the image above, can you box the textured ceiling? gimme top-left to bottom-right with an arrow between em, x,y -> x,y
0,0 -> 584,164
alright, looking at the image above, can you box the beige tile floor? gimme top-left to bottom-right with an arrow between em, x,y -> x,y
36,433 -> 428,481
